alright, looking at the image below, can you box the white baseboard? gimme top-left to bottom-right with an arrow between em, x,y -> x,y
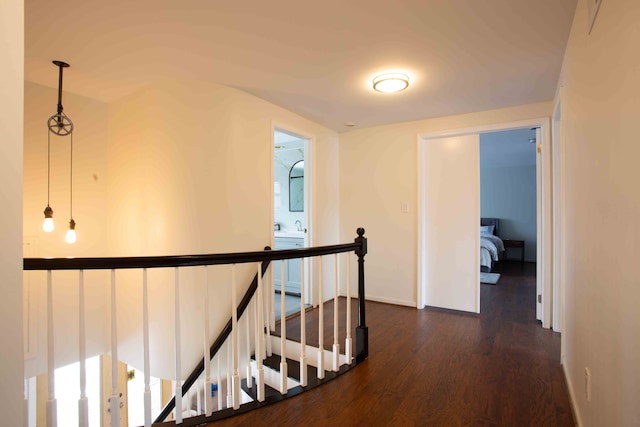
340,291 -> 416,308
359,294 -> 416,308
562,361 -> 583,427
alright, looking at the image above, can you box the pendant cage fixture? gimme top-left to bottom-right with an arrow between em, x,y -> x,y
43,60 -> 77,244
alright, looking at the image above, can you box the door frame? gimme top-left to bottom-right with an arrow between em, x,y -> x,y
552,88 -> 566,342
417,117 -> 553,328
271,121 -> 314,306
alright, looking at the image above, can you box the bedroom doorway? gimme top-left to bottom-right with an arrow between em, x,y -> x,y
479,128 -> 538,271
417,118 -> 553,329
479,128 -> 538,313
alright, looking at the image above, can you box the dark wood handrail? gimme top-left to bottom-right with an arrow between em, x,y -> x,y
24,243 -> 359,271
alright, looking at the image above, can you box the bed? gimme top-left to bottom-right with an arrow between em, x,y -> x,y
480,218 -> 504,272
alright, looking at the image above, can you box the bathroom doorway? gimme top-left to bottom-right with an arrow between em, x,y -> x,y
272,128 -> 311,320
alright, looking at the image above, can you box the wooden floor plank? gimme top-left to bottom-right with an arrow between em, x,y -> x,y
202,261 -> 574,426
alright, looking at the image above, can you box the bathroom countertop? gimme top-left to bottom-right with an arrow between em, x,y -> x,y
274,231 -> 305,238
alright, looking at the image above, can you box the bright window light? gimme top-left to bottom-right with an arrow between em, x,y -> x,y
54,356 -> 101,427
127,365 -> 162,426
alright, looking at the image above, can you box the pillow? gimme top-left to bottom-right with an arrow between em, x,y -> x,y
480,225 -> 495,235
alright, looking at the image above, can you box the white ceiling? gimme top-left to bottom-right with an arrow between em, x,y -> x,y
25,0 -> 577,132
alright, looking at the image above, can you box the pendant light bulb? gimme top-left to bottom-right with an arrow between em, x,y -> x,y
65,219 -> 76,244
42,205 -> 54,232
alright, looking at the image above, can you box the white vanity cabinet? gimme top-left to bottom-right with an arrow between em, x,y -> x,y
273,236 -> 304,295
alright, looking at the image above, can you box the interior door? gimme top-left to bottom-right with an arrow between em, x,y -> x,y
423,134 -> 480,313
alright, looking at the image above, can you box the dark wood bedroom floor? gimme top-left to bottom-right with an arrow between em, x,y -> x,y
205,261 -> 575,427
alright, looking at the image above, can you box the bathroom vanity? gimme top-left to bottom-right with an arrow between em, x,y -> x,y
273,232 -> 304,295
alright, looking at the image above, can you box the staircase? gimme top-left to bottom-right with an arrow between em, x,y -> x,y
23,228 -> 368,427
155,255 -> 363,425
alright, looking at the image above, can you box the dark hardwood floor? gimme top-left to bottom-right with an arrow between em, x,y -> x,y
205,261 -> 575,426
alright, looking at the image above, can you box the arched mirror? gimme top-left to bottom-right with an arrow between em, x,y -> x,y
289,160 -> 304,212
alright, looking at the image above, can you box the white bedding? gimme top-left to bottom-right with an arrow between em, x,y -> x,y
480,234 -> 504,270
480,247 -> 493,270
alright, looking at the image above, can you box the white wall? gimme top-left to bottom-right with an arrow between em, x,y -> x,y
0,0 -> 24,424
106,80 -> 340,378
23,82 -> 110,258
557,0 -> 640,425
339,102 -> 551,306
480,165 -> 537,261
20,77 -> 340,382
20,75 -> 341,383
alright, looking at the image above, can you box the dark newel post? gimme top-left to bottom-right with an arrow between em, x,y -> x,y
355,227 -> 368,363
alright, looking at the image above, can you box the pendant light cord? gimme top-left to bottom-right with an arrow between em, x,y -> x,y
69,132 -> 73,219
47,129 -> 51,206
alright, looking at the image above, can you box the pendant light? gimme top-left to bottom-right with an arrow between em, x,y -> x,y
44,60 -> 77,244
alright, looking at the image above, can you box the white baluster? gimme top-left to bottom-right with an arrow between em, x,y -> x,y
299,258 -> 307,387
333,254 -> 340,372
279,260 -> 288,394
174,268 -> 183,424
109,270 -> 120,427
195,379 -> 201,414
245,299 -> 252,389
317,257 -> 324,379
46,270 -> 57,427
265,264 -> 272,357
78,270 -> 88,427
255,263 -> 265,402
203,266 -> 213,416
231,265 -> 240,409
270,261 -> 276,332
216,353 -> 222,411
226,341 -> 232,409
345,253 -> 353,364
142,269 -> 152,427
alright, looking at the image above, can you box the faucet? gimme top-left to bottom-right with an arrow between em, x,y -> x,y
295,220 -> 303,231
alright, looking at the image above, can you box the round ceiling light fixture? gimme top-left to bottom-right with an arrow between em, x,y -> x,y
372,72 -> 410,93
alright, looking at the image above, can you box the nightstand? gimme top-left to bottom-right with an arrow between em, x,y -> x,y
503,239 -> 525,263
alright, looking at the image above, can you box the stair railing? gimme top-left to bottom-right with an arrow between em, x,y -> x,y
23,228 -> 367,426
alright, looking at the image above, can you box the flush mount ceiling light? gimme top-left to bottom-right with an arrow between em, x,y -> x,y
372,72 -> 410,93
